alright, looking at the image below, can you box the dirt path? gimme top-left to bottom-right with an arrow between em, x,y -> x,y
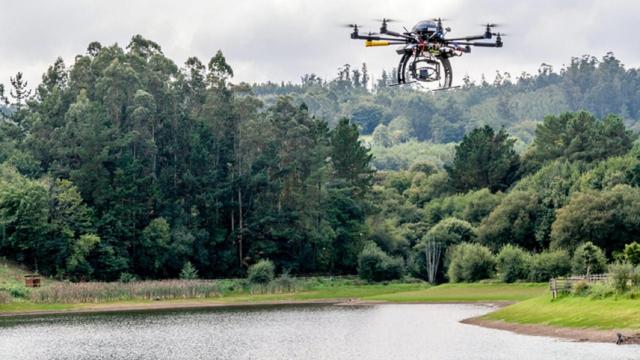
462,317 -> 640,345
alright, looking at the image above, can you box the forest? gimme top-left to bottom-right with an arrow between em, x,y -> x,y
1,35 -> 639,283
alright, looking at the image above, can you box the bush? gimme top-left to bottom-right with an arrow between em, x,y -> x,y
609,262 -> 634,293
119,272 -> 138,283
529,250 -> 571,282
179,261 -> 199,280
589,282 -> 615,299
357,242 -> 405,282
496,245 -> 531,283
247,259 -> 275,284
447,243 -> 495,283
1,283 -> 29,298
571,242 -> 607,275
572,280 -> 590,296
624,242 -> 640,266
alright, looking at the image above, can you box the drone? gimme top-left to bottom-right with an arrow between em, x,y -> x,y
347,18 -> 504,90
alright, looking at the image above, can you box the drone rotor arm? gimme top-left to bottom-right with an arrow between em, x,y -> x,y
445,34 -> 489,42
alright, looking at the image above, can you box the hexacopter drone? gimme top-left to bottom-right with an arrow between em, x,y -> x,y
348,18 -> 503,90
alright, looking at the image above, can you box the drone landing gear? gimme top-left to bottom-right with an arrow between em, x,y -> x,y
395,53 -> 453,91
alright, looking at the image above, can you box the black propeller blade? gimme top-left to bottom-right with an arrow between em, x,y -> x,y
374,18 -> 401,23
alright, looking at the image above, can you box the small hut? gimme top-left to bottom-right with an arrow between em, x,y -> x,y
24,274 -> 41,288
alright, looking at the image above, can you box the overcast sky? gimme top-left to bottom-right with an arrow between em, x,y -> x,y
1,0 -> 639,90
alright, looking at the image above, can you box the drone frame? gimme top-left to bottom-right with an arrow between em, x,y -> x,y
348,19 -> 503,88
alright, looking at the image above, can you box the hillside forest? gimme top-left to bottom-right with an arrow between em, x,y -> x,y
1,35 -> 639,282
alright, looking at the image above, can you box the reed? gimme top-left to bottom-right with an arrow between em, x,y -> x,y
26,276 -> 359,304
30,280 -> 222,303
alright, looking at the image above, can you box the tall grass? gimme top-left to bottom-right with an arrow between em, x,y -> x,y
0,291 -> 11,304
18,276 -> 361,304
30,280 -> 223,303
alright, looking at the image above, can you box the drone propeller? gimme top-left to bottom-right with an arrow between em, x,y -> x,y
481,23 -> 502,28
341,24 -> 363,28
374,18 -> 400,23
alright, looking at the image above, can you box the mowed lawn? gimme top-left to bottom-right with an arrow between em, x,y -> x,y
484,295 -> 640,330
365,283 -> 547,302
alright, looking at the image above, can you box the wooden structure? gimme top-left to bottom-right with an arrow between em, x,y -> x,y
549,274 -> 608,299
24,274 -> 41,288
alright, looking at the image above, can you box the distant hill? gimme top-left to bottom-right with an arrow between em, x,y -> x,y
251,53 -> 640,147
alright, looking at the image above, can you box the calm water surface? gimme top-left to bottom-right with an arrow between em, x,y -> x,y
0,303 -> 638,360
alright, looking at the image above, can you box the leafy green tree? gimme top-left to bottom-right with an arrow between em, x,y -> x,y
623,242 -> 640,266
446,125 -> 520,193
571,242 -> 607,276
331,118 -> 373,194
478,190 -> 545,251
496,245 -> 531,283
551,185 -> 640,254
447,243 -> 495,282
528,250 -> 571,282
138,218 -> 171,277
357,242 -> 404,282
526,112 -> 636,169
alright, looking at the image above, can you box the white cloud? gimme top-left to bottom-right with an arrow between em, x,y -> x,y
0,0 -> 638,90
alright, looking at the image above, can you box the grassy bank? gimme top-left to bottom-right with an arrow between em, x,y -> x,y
484,295 -> 640,330
0,277 -> 545,314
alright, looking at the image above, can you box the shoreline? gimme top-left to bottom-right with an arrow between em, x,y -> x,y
461,316 -> 640,345
0,299 -> 346,318
3,297 -> 639,345
0,298 -> 509,318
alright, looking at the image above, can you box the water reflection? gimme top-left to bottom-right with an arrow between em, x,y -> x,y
0,303 -> 638,360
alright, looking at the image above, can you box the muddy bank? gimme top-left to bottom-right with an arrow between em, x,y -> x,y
462,316 -> 640,345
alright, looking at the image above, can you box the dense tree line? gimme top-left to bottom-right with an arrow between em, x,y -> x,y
1,36 -> 639,284
0,36 -> 372,280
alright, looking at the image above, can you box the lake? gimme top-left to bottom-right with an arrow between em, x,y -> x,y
0,303 -> 638,360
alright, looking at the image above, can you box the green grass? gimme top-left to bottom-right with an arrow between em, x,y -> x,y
365,283 -> 547,302
484,295 -> 640,330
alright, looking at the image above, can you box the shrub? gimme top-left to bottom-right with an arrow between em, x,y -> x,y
529,250 -> 571,282
589,282 -> 615,299
572,280 -> 590,296
179,261 -> 199,280
571,242 -> 607,276
119,272 -> 138,283
447,243 -> 495,283
357,242 -> 405,282
247,259 -> 275,284
624,242 -> 640,266
496,245 -> 531,283
609,262 -> 634,293
1,283 -> 29,298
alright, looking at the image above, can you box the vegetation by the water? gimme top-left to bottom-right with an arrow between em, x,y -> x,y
1,35 -> 640,332
485,295 -> 640,330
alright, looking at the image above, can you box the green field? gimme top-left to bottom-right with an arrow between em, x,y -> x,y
365,283 -> 547,302
484,295 -> 640,330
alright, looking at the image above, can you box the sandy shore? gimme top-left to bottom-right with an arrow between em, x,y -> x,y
462,316 -> 640,345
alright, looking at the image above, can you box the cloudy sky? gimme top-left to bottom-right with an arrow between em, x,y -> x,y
1,0 -> 639,89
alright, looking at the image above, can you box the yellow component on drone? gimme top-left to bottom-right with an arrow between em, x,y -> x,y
365,40 -> 390,47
